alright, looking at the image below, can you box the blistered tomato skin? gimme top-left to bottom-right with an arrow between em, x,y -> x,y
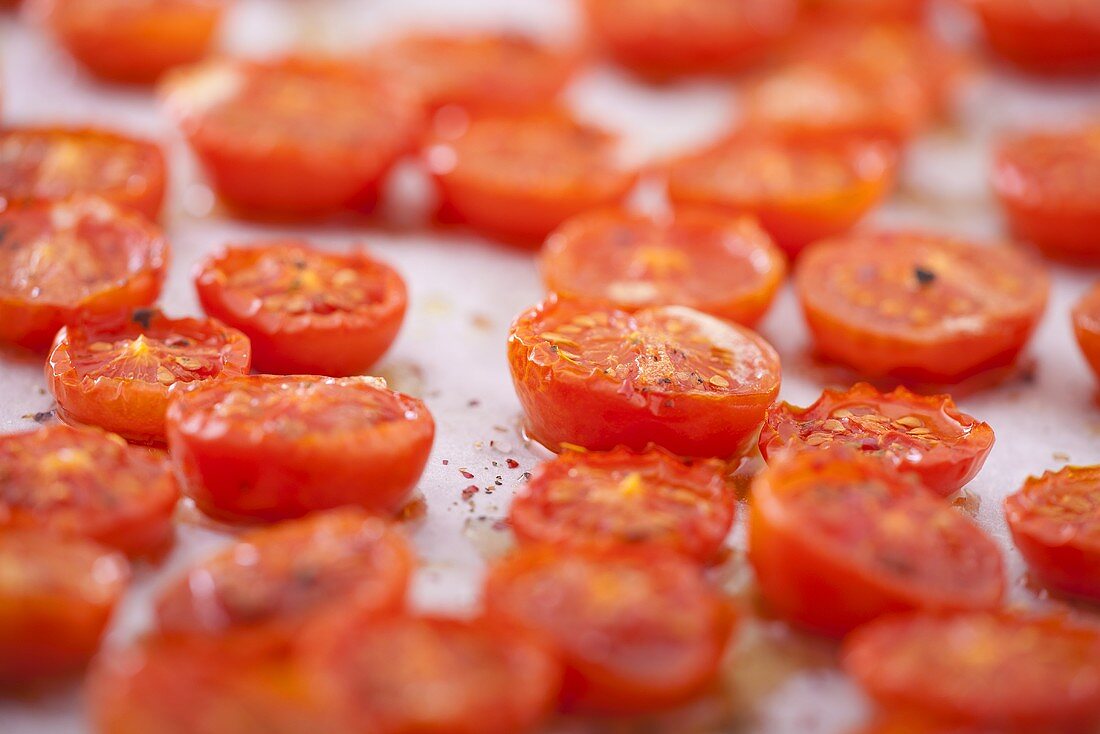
967,0 -> 1100,76
507,298 -> 781,459
165,375 -> 434,522
759,383 -> 995,497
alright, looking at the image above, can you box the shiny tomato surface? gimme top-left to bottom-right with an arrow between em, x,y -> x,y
1074,283 -> 1100,380
967,0 -> 1100,75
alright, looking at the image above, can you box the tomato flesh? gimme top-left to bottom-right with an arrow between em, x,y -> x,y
967,0 -> 1100,75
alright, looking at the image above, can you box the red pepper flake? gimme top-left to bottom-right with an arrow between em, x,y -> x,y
461,485 -> 478,500
506,459 -> 520,469
460,469 -> 474,479
442,459 -> 450,465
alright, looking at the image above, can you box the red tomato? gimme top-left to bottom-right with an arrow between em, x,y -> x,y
164,375 -> 434,521
993,125 -> 1100,262
854,714 -> 990,734
801,0 -> 927,22
507,298 -> 781,458
665,133 -> 896,257
428,111 -> 636,244
843,612 -> 1100,732
509,445 -> 735,563
484,546 -> 734,713
38,0 -> 225,84
749,449 -> 1004,636
1074,283 -> 1100,379
46,308 -> 251,444
161,57 -> 425,218
580,0 -> 799,78
796,231 -> 1049,383
967,0 -> 1100,75
0,127 -> 166,220
540,208 -> 786,325
0,424 -> 177,556
0,196 -> 168,351
759,383 -> 995,498
1005,466 -> 1100,603
0,530 -> 128,684
302,614 -> 561,734
194,241 -> 407,376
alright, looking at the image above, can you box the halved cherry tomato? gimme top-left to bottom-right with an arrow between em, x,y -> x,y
993,125 -> 1100,262
363,33 -> 578,112
966,0 -> 1100,76
161,57 -> 425,218
1005,466 -> 1100,603
540,208 -> 786,325
165,375 -> 434,521
0,424 -> 177,556
0,196 -> 168,350
843,612 -> 1100,732
507,298 -> 781,458
1074,284 -> 1100,379
665,133 -> 896,257
800,0 -> 927,22
428,111 -> 635,245
0,127 -> 166,220
509,445 -> 735,563
46,308 -> 251,444
580,0 -> 798,78
302,614 -> 561,734
194,241 -> 407,376
485,546 -> 733,713
0,530 -> 128,684
38,0 -> 225,84
749,449 -> 1004,636
796,231 -> 1049,383
759,383 -> 995,498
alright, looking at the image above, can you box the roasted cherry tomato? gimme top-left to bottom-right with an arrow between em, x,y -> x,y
161,57 -> 424,218
303,614 -> 561,734
665,133 -> 896,257
507,299 -> 781,458
428,111 -> 635,245
1005,466 -> 1100,602
165,375 -> 434,521
993,125 -> 1100,262
509,446 -> 735,563
0,196 -> 168,351
0,424 -> 177,556
1074,284 -> 1100,380
801,0 -> 927,22
0,530 -> 128,684
796,231 -> 1049,383
580,0 -> 798,78
759,383 -> 995,498
38,0 -> 225,84
843,611 -> 1100,732
749,449 -> 1004,636
194,241 -> 407,376
485,546 -> 733,713
966,0 -> 1100,75
46,308 -> 251,444
363,33 -> 578,112
540,208 -> 786,325
0,127 -> 166,220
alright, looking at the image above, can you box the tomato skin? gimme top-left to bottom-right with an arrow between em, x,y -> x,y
165,375 -> 434,522
800,0 -> 927,22
759,383 -> 995,498
967,0 -> 1100,75
193,242 -> 407,376
1074,284 -> 1100,380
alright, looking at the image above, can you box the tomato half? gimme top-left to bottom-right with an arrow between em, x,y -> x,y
540,208 -> 786,325
665,133 -> 896,257
165,375 -> 434,521
485,546 -> 733,713
161,57 -> 425,218
46,308 -> 251,444
509,445 -> 735,563
993,125 -> 1100,262
966,0 -> 1100,75
843,612 -> 1100,732
39,0 -> 225,84
1074,284 -> 1100,380
800,0 -> 927,22
0,127 -> 166,220
0,424 -> 177,556
507,298 -> 781,458
194,241 -> 407,376
796,231 -> 1049,383
428,111 -> 635,245
748,449 -> 1004,636
0,530 -> 128,684
302,614 -> 561,734
1005,466 -> 1100,603
0,196 -> 168,351
759,383 -> 995,498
